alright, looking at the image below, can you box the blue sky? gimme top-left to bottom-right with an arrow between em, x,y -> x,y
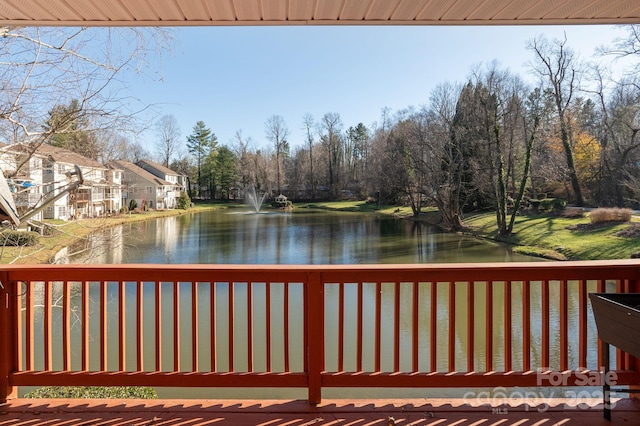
133,24 -> 629,156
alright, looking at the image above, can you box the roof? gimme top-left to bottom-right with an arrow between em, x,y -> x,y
110,159 -> 173,187
0,142 -> 105,170
136,159 -> 183,177
0,0 -> 638,26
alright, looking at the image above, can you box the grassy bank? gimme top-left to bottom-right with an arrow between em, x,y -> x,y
298,201 -> 640,261
1,202 -> 226,264
461,211 -> 640,260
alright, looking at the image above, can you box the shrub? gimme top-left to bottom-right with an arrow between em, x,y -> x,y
539,198 -> 566,213
128,199 -> 138,210
24,386 -> 157,399
0,230 -> 39,246
562,207 -> 585,218
119,206 -> 129,214
177,191 -> 191,210
590,208 -> 633,224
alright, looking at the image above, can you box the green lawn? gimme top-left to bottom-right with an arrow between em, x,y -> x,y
462,211 -> 640,260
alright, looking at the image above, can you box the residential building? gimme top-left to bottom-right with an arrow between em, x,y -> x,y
110,160 -> 180,210
136,159 -> 187,190
0,143 -> 122,221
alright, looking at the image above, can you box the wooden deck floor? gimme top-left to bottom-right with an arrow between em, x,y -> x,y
1,398 -> 639,425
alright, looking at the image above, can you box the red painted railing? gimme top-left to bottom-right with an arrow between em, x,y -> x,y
1,260 -> 639,404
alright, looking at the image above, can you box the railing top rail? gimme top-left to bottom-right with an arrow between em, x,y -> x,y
1,260 -> 638,282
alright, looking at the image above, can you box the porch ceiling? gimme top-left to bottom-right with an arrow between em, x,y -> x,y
0,0 -> 639,27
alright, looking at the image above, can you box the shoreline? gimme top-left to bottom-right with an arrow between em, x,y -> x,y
6,201 -> 638,264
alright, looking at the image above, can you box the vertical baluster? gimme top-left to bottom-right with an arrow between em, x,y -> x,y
467,281 -> 474,373
192,282 -> 198,372
597,279 -> 605,369
338,283 -> 344,372
247,282 -> 253,372
448,281 -> 456,372
119,281 -> 126,372
265,282 -> 271,372
542,280 -> 550,369
173,282 -> 180,372
375,282 -> 382,372
136,281 -> 143,372
210,282 -> 216,372
412,281 -> 419,372
100,281 -> 108,371
615,280 -> 623,370
522,281 -> 531,372
485,281 -> 493,372
62,281 -> 71,371
24,282 -> 34,371
17,282 -> 25,372
560,280 -> 568,370
43,281 -> 52,371
578,280 -> 587,369
284,282 -> 290,372
430,282 -> 437,372
394,282 -> 401,372
155,282 -> 162,372
504,281 -> 512,372
228,282 -> 234,372
82,281 -> 90,371
357,282 -> 364,372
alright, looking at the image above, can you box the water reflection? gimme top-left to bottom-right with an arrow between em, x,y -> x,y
65,210 -> 538,264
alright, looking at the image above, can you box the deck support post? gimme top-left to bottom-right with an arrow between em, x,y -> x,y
0,274 -> 16,403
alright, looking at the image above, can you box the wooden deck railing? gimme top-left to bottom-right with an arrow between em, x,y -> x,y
1,260 -> 639,404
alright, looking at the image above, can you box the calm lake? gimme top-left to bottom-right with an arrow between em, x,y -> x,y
46,208 -> 584,401
65,208 -> 539,264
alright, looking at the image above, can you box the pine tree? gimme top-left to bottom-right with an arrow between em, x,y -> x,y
186,121 -> 217,197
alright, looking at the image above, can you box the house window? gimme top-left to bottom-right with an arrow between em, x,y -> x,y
147,186 -> 153,194
57,164 -> 66,174
57,206 -> 66,218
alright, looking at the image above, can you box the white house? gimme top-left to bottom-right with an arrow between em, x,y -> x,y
110,160 -> 180,210
0,142 -> 45,222
136,159 -> 187,190
0,143 -> 123,220
35,144 -> 122,219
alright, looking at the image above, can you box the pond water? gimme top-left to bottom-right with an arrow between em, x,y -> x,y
65,208 -> 539,264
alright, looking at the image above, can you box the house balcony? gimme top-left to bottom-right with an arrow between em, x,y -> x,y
13,192 -> 42,207
0,261 -> 639,423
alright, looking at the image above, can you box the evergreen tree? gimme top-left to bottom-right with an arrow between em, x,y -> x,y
45,99 -> 99,160
186,121 -> 217,197
215,146 -> 238,200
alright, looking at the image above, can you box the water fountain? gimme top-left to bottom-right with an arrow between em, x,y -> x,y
246,186 -> 267,213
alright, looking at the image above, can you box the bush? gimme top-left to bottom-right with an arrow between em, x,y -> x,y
119,206 -> 129,214
562,207 -> 585,218
539,198 -> 566,213
590,208 -> 633,224
128,199 -> 138,210
177,191 -> 191,210
24,386 -> 157,399
0,230 -> 39,246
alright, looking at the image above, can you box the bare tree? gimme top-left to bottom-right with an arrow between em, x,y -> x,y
319,112 -> 343,199
529,35 -> 585,206
155,114 -> 181,167
302,113 -> 316,200
0,26 -> 172,177
265,115 -> 289,194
